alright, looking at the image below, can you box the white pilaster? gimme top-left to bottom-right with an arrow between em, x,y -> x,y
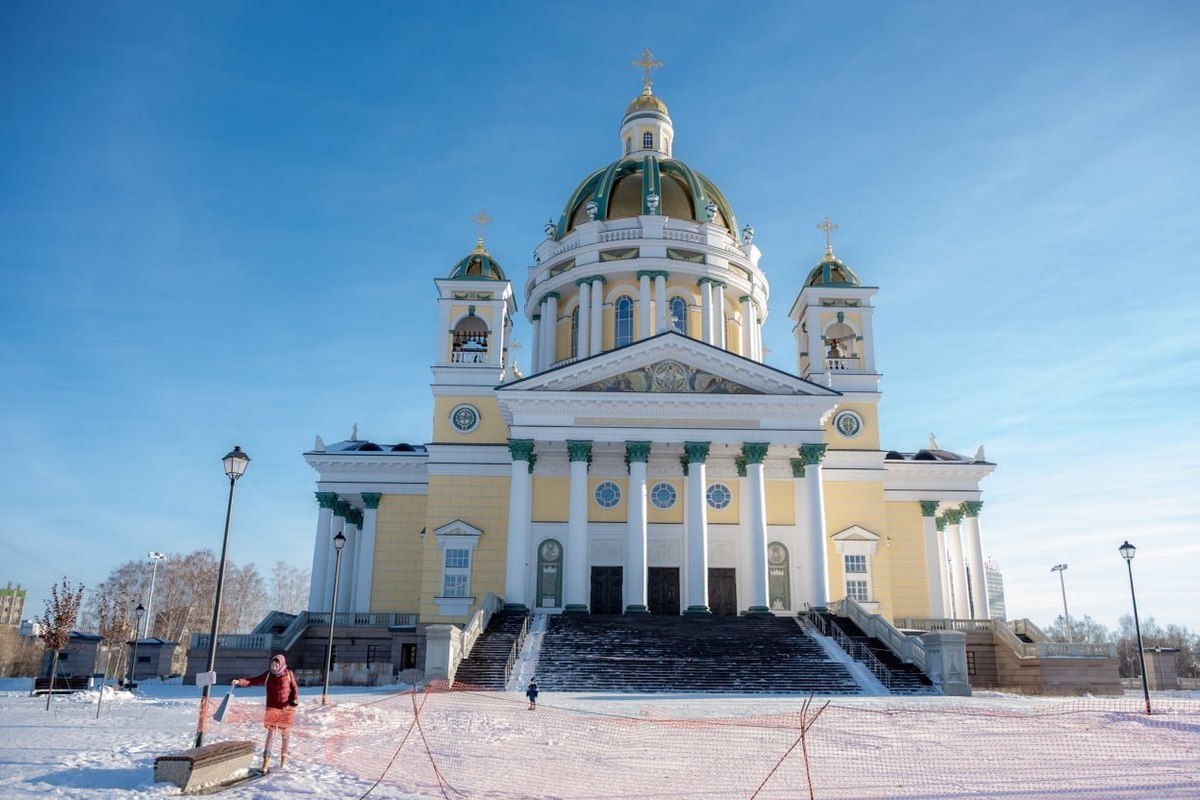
684,442 -> 711,614
504,442 -> 534,609
637,273 -> 651,341
565,441 -> 591,612
308,498 -> 334,611
576,281 -> 591,359
962,503 -> 989,620
624,443 -> 650,613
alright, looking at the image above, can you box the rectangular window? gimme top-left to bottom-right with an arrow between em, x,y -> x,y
966,650 -> 977,676
366,644 -> 381,665
846,580 -> 869,602
844,555 -> 867,574
445,549 -> 470,569
443,574 -> 469,597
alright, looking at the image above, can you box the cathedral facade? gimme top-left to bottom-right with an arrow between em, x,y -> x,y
303,70 -> 995,636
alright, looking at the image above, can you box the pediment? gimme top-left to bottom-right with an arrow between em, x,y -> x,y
501,332 -> 838,397
831,525 -> 881,542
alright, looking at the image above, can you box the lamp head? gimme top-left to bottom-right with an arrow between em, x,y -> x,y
1119,541 -> 1136,562
148,551 -> 165,560
1051,564 -> 1068,573
223,446 -> 251,480
334,531 -> 347,552
135,603 -> 145,619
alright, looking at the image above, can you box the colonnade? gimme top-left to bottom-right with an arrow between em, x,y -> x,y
307,491 -> 380,614
528,274 -> 764,372
920,500 -> 988,620
502,438 -> 829,615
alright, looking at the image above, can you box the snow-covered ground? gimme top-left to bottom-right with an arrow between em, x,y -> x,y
2,677 -> 1197,799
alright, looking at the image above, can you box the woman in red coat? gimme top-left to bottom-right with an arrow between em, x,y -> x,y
234,653 -> 299,772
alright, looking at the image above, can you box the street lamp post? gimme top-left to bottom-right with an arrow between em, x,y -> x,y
144,551 -> 166,639
1119,541 -> 1151,715
194,445 -> 250,747
322,531 -> 347,706
128,604 -> 145,688
1050,564 -> 1073,642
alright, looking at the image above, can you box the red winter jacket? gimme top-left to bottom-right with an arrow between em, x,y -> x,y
241,669 -> 299,710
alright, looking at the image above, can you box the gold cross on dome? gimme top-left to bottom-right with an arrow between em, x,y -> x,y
632,48 -> 663,93
470,210 -> 493,248
816,216 -> 839,254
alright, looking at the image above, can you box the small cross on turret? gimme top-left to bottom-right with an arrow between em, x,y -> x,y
632,48 -> 663,94
817,216 -> 839,258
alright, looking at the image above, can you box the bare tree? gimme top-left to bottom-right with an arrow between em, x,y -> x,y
0,628 -> 42,677
270,561 -> 311,614
94,589 -> 134,717
221,562 -> 269,633
36,577 -> 85,710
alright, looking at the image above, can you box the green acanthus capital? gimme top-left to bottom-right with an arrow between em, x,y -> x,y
508,438 -> 535,462
741,443 -> 770,464
734,456 -> 747,478
799,443 -> 827,466
335,500 -> 354,519
935,516 -> 947,532
683,441 -> 711,464
316,492 -> 340,510
346,508 -> 364,528
919,500 -> 940,518
361,492 -> 382,510
961,500 -> 984,518
790,458 -> 806,479
625,441 -> 652,464
679,456 -> 689,477
566,439 -> 593,463
943,508 -> 963,525
527,453 -> 537,474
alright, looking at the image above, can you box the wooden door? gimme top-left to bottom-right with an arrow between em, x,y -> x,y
708,568 -> 738,616
590,566 -> 623,615
647,567 -> 680,616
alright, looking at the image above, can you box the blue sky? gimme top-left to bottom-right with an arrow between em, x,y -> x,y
2,2 -> 1197,633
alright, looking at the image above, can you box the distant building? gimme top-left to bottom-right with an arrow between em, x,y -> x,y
0,582 -> 26,627
20,619 -> 42,638
985,559 -> 1006,620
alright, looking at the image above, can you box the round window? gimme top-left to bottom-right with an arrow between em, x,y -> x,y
649,482 -> 677,510
594,481 -> 622,509
706,483 -> 732,510
450,404 -> 480,433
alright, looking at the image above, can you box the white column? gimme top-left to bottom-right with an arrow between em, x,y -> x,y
920,502 -> 945,618
800,444 -> 830,608
576,281 -> 591,359
542,292 -> 559,369
503,441 -> 534,609
683,442 -> 711,614
355,495 -> 380,613
744,443 -> 770,614
944,511 -> 971,619
739,296 -> 752,356
936,518 -> 952,615
624,442 -> 651,613
654,273 -> 667,333
338,522 -> 358,614
530,314 -> 542,374
564,440 -> 592,612
962,502 -> 989,620
308,494 -> 335,611
323,512 -> 346,610
637,272 -> 651,341
699,281 -> 713,344
714,282 -> 727,350
751,301 -> 762,361
589,278 -> 604,355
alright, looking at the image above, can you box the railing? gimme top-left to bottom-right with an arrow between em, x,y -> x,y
306,612 -> 417,628
1036,640 -> 1117,658
824,356 -> 861,371
449,593 -> 502,682
994,621 -> 1038,659
451,350 -> 489,364
838,597 -> 927,670
812,612 -> 894,689
599,229 -> 639,242
276,611 -> 310,651
503,613 -> 531,689
895,617 -> 996,633
191,633 -> 274,650
663,230 -> 703,243
1011,618 -> 1046,643
191,611 -> 418,650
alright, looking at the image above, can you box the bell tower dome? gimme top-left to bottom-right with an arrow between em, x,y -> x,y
619,50 -> 673,158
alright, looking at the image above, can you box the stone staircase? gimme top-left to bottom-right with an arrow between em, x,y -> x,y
820,613 -> 936,695
533,614 -> 861,693
452,609 -> 529,689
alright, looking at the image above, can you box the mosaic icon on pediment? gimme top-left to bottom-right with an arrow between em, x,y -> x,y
578,359 -> 758,394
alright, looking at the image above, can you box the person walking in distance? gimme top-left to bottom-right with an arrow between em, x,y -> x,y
526,677 -> 539,711
233,654 -> 300,772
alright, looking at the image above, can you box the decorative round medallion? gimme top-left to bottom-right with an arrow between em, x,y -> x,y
768,543 -> 787,566
834,410 -> 863,439
594,481 -> 622,509
450,404 -> 480,433
539,540 -> 561,562
706,482 -> 732,510
649,482 -> 677,510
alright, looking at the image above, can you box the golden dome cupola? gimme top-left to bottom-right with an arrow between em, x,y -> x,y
619,49 -> 674,159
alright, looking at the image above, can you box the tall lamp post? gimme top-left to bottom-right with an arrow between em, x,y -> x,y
1119,541 -> 1151,715
128,604 -> 145,688
1050,564 -> 1073,642
144,551 -> 166,639
194,445 -> 250,747
322,531 -> 347,706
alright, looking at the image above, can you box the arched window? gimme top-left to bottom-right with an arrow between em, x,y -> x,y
452,316 -> 489,363
570,307 -> 579,358
642,131 -> 653,150
768,542 -> 791,611
615,296 -> 634,347
670,297 -> 688,335
624,137 -> 632,155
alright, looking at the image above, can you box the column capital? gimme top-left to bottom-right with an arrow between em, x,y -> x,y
346,508 -> 363,528
315,492 -> 340,510
586,274 -> 607,285
540,291 -> 560,302
790,458 -> 806,479
734,456 -> 747,478
527,453 -> 537,474
566,439 -> 593,463
943,508 -> 963,525
334,499 -> 353,518
683,441 -> 711,464
961,500 -> 984,517
508,438 -> 535,462
679,455 -> 689,476
799,443 -> 827,465
935,516 -> 947,532
625,441 -> 652,464
637,269 -> 669,280
920,500 -> 940,518
741,442 -> 770,464
361,492 -> 382,510
697,277 -> 716,287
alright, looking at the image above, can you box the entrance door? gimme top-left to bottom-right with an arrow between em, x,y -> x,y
647,567 -> 680,616
708,568 -> 738,616
590,566 -> 623,614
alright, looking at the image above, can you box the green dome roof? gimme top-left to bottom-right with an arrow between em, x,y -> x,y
448,239 -> 507,280
805,250 -> 860,288
553,157 -> 739,241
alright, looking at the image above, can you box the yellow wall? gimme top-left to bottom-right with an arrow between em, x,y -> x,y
765,480 -> 795,525
883,501 -> 931,619
825,401 -> 882,451
647,479 -> 683,524
418,475 -> 512,622
705,479 -> 739,524
590,477 -> 628,522
370,494 -> 428,613
531,476 -> 568,522
432,395 -> 508,443
823,480 -> 893,616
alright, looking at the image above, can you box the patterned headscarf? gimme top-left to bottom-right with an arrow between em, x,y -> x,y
269,654 -> 287,676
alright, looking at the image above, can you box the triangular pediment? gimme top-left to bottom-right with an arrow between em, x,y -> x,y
500,332 -> 838,397
831,525 -> 881,542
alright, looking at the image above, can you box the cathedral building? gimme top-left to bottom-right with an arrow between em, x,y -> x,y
302,62 -> 995,648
